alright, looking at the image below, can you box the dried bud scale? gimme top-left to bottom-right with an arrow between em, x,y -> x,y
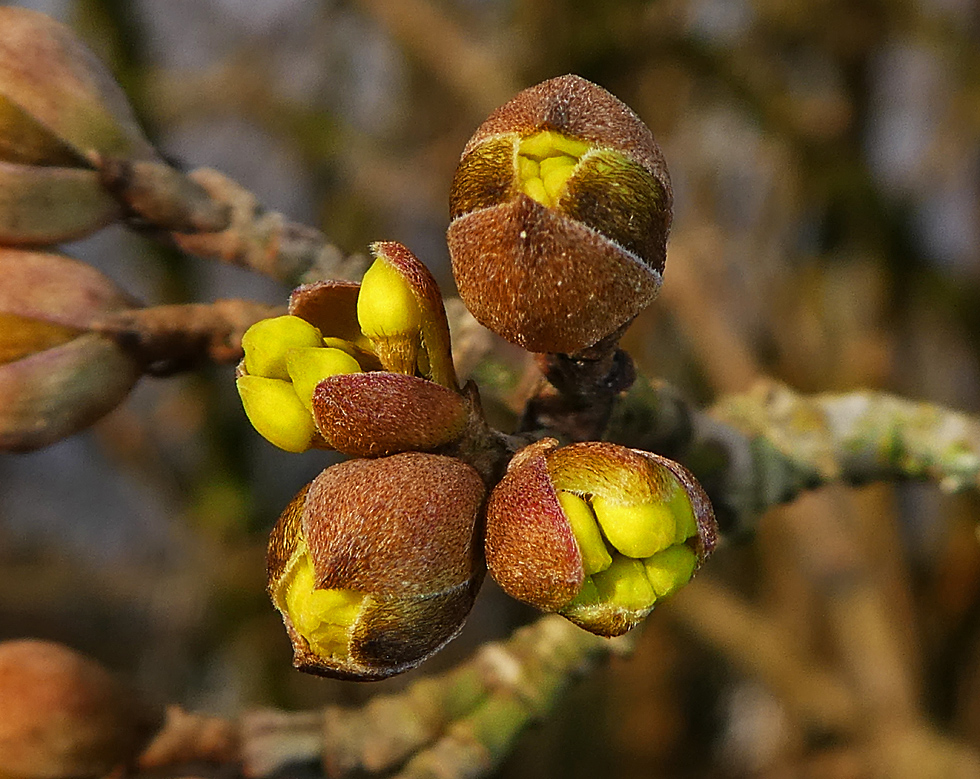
448,75 -> 672,354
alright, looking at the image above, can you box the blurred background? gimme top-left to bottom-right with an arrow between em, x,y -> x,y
1,0 -> 979,776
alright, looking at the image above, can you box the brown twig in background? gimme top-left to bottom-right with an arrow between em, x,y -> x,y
95,158 -> 368,285
93,300 -> 285,374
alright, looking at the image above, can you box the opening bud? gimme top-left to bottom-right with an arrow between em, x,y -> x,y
267,452 -> 486,680
485,440 -> 716,637
237,274 -> 468,456
448,75 -> 672,354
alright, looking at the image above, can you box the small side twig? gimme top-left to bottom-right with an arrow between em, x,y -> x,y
95,157 -> 368,285
520,329 -> 636,443
93,299 -> 284,375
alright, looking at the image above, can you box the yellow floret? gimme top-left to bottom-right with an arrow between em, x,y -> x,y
283,550 -> 365,661
516,129 -> 591,208
285,346 -> 362,410
557,491 -> 613,576
236,374 -> 315,452
241,315 -> 323,380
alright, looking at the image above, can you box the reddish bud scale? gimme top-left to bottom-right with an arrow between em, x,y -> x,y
287,281 -> 370,352
484,440 -> 583,611
312,371 -> 467,458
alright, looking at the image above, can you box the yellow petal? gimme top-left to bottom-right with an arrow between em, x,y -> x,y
242,315 -> 323,379
557,491 -> 612,576
643,545 -> 697,598
285,346 -> 361,410
591,495 -> 676,558
236,374 -> 315,452
592,555 -> 656,611
356,257 -> 422,375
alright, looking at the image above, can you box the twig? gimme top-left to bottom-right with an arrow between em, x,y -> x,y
93,300 -> 284,374
239,615 -> 624,778
95,158 -> 368,285
607,377 -> 980,535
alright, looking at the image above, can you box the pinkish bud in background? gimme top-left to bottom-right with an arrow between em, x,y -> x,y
0,6 -> 158,245
0,247 -> 142,451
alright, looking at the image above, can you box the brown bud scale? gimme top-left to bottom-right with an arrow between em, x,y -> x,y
312,371 -> 467,458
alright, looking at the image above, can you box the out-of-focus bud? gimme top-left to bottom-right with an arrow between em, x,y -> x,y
267,452 -> 486,680
447,75 -> 672,354
0,7 -> 157,245
485,439 -> 716,637
0,640 -> 161,779
0,248 -> 142,451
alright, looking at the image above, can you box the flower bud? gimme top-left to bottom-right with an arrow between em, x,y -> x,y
0,247 -> 142,451
485,440 -> 716,637
447,75 -> 672,354
267,452 -> 486,680
0,640 -> 161,779
0,7 -> 157,245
